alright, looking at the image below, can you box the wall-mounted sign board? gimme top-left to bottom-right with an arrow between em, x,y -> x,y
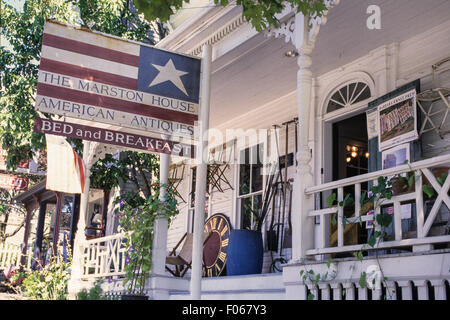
0,173 -> 29,191
35,21 -> 201,140
377,88 -> 419,152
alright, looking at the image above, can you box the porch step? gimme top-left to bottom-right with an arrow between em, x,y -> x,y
169,273 -> 285,300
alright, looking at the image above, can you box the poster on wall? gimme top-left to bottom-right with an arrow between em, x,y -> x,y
377,88 -> 418,151
381,143 -> 412,220
381,143 -> 410,170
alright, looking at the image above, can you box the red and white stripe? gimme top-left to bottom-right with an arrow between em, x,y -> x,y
36,21 -> 198,139
73,149 -> 86,193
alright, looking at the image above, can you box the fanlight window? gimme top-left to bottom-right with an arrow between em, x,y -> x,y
327,82 -> 371,113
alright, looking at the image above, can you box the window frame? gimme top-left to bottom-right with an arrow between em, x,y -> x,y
236,142 -> 266,230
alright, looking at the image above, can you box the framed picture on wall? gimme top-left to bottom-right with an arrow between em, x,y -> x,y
381,143 -> 413,220
381,143 -> 410,170
377,88 -> 419,151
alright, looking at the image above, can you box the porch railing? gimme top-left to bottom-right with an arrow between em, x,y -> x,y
0,242 -> 33,270
80,232 -> 127,280
305,154 -> 450,257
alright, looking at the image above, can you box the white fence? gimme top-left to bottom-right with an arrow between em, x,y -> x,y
80,233 -> 127,280
305,154 -> 450,256
284,251 -> 450,300
304,278 -> 449,300
0,242 -> 33,270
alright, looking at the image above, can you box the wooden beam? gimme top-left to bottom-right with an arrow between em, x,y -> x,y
52,192 -> 63,256
20,205 -> 34,269
101,190 -> 110,237
33,200 -> 47,268
69,194 -> 81,249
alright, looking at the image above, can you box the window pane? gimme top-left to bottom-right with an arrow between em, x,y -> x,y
241,197 -> 252,230
251,144 -> 264,193
239,148 -> 250,195
356,85 -> 371,103
241,194 -> 262,230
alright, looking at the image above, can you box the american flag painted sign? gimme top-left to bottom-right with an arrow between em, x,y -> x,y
35,21 -> 201,139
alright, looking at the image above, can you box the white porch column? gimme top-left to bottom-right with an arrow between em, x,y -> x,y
318,283 -> 331,300
275,1 -> 340,264
343,283 -> 356,300
290,13 -> 316,262
190,44 -> 212,300
71,140 -> 92,280
150,152 -> 170,299
430,279 -> 447,300
152,152 -> 170,275
330,283 -> 343,300
397,280 -> 413,300
68,140 -> 95,299
414,279 -> 430,300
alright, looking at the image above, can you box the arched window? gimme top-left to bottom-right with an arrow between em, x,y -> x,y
326,82 -> 372,113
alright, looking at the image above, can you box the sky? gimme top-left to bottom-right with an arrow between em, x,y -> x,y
4,0 -> 24,11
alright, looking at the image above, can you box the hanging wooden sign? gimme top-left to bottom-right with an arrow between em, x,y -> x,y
35,21 -> 201,140
0,173 -> 29,191
34,118 -> 195,159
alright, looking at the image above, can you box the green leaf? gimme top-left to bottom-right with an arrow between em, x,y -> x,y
422,185 -> 435,199
307,293 -> 315,300
331,214 -> 337,226
359,272 -> 367,288
367,234 -> 377,247
327,257 -> 333,269
315,273 -> 320,285
341,193 -> 354,208
326,193 -> 337,208
376,213 -> 392,228
437,173 -> 448,186
353,250 -> 364,262
360,191 -> 367,205
407,175 -> 415,188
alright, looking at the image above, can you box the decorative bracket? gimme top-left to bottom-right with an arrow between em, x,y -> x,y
85,142 -> 122,171
265,0 -> 340,51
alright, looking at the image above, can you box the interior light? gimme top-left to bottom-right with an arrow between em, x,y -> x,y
351,152 -> 357,158
352,146 -> 358,152
285,50 -> 299,58
346,145 -> 352,152
365,152 -> 370,158
346,157 -> 352,163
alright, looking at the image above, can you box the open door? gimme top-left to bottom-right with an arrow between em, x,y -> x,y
330,113 -> 369,248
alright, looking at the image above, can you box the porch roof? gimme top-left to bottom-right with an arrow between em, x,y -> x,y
13,180 -> 57,210
158,0 -> 450,129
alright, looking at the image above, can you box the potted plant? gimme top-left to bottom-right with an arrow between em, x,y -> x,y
390,171 -> 415,196
117,183 -> 178,300
226,169 -> 279,276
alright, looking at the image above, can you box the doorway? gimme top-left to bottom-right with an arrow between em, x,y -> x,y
332,113 -> 369,182
329,113 -> 369,249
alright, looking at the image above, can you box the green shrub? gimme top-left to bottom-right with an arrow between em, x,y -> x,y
21,247 -> 72,300
77,280 -> 104,300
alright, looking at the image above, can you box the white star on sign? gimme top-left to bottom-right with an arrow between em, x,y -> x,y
149,59 -> 189,96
